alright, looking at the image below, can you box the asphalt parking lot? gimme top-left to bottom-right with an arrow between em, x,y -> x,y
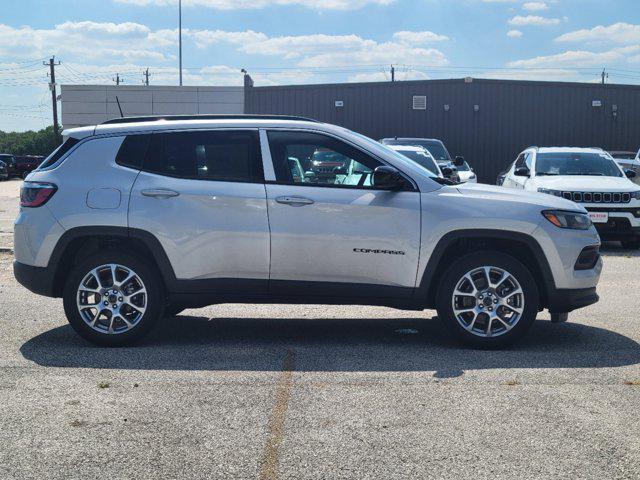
0,177 -> 639,479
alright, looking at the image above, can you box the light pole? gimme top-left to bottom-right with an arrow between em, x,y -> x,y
179,0 -> 183,86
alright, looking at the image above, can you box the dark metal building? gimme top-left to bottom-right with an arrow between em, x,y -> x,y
245,78 -> 640,183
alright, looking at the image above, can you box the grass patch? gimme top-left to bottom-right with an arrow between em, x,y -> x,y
624,380 -> 640,386
97,381 -> 110,389
505,379 -> 520,386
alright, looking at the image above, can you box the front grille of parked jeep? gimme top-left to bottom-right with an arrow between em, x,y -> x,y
560,191 -> 632,204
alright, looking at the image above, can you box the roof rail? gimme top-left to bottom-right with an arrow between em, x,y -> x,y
101,114 -> 320,125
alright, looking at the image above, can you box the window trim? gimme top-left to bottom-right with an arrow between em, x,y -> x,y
136,128 -> 266,184
261,127 -> 418,192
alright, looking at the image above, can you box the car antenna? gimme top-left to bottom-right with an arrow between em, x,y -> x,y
115,96 -> 124,118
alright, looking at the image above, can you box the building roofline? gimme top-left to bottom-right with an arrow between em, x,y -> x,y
248,76 -> 640,91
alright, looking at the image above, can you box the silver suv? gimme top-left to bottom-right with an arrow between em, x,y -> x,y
14,115 -> 602,348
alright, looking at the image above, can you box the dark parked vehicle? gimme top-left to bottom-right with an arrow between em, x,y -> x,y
0,154 -> 17,177
608,151 -> 636,160
15,155 -> 43,178
380,138 -> 465,183
0,160 -> 8,180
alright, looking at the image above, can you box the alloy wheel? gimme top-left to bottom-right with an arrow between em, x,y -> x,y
451,266 -> 525,338
76,263 -> 147,334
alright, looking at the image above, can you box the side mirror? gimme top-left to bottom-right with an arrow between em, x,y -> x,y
441,166 -> 454,176
625,169 -> 637,179
514,166 -> 530,177
454,156 -> 465,167
373,165 -> 403,189
304,171 -> 317,181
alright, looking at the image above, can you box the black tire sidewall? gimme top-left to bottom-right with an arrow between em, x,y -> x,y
63,252 -> 164,347
436,251 -> 539,349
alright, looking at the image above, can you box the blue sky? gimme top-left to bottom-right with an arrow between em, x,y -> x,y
0,0 -> 638,131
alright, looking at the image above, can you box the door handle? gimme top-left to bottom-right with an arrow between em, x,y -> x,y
141,189 -> 180,199
275,196 -> 315,206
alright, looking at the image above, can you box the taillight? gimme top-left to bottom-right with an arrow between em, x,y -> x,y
20,182 -> 57,207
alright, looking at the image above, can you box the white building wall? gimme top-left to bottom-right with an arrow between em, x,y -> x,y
61,85 -> 245,129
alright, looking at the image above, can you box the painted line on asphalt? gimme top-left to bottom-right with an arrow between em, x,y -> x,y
259,349 -> 295,480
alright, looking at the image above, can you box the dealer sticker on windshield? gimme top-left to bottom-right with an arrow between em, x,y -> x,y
589,212 -> 609,224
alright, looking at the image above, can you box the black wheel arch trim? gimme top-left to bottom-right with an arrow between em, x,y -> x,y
44,226 -> 180,295
415,229 -> 556,308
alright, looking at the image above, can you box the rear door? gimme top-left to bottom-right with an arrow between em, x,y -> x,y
128,129 -> 270,292
263,129 -> 421,299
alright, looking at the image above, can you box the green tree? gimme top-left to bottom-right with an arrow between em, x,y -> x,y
0,126 -> 62,157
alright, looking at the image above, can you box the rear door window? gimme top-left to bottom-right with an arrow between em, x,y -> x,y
116,134 -> 151,170
143,130 -> 264,182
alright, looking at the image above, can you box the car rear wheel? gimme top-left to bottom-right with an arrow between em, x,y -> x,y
436,251 -> 539,349
63,252 -> 164,346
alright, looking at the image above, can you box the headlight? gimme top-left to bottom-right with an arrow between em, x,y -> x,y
537,188 -> 563,197
542,210 -> 592,230
631,191 -> 640,200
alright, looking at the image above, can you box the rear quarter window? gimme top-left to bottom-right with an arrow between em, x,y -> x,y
39,137 -> 80,170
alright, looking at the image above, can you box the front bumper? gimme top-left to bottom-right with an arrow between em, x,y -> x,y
586,204 -> 640,240
14,260 -> 57,297
547,287 -> 599,314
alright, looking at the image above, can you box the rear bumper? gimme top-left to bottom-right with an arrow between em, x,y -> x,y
13,260 -> 57,297
546,287 -> 599,314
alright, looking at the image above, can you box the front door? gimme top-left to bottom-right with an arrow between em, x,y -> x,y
128,129 -> 270,292
263,130 -> 421,299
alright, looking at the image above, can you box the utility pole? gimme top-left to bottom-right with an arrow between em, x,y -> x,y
44,56 -> 61,140
113,73 -> 121,86
179,0 -> 183,86
143,68 -> 151,86
391,65 -> 395,82
601,68 -> 608,85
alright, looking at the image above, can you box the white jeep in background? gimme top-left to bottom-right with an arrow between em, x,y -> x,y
502,147 -> 640,249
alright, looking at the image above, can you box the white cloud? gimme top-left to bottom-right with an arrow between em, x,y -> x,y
507,46 -> 640,68
0,22 -> 173,61
507,30 -> 523,38
114,0 -> 394,10
522,2 -> 548,11
392,31 -> 449,44
348,69 -> 429,83
556,23 -> 640,44
509,15 -> 560,26
190,30 -> 449,67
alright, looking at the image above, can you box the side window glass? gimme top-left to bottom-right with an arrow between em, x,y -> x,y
144,130 -> 263,182
514,154 -> 526,169
267,130 -> 382,188
116,134 -> 151,170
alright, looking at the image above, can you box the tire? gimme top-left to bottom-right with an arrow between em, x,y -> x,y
436,251 -> 539,349
63,251 -> 164,347
621,239 -> 640,250
164,305 -> 185,317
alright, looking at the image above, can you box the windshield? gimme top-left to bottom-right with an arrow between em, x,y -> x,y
397,150 -> 440,175
535,152 -> 623,177
347,131 -> 438,178
384,140 -> 451,162
456,161 -> 471,172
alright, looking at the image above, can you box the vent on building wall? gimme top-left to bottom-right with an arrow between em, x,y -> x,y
413,95 -> 427,110
412,96 -> 427,110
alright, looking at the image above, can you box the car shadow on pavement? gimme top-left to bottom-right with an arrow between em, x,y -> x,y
20,315 -> 640,377
599,242 -> 640,257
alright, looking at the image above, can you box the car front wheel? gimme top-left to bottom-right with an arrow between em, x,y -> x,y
436,251 -> 539,349
63,252 -> 164,346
